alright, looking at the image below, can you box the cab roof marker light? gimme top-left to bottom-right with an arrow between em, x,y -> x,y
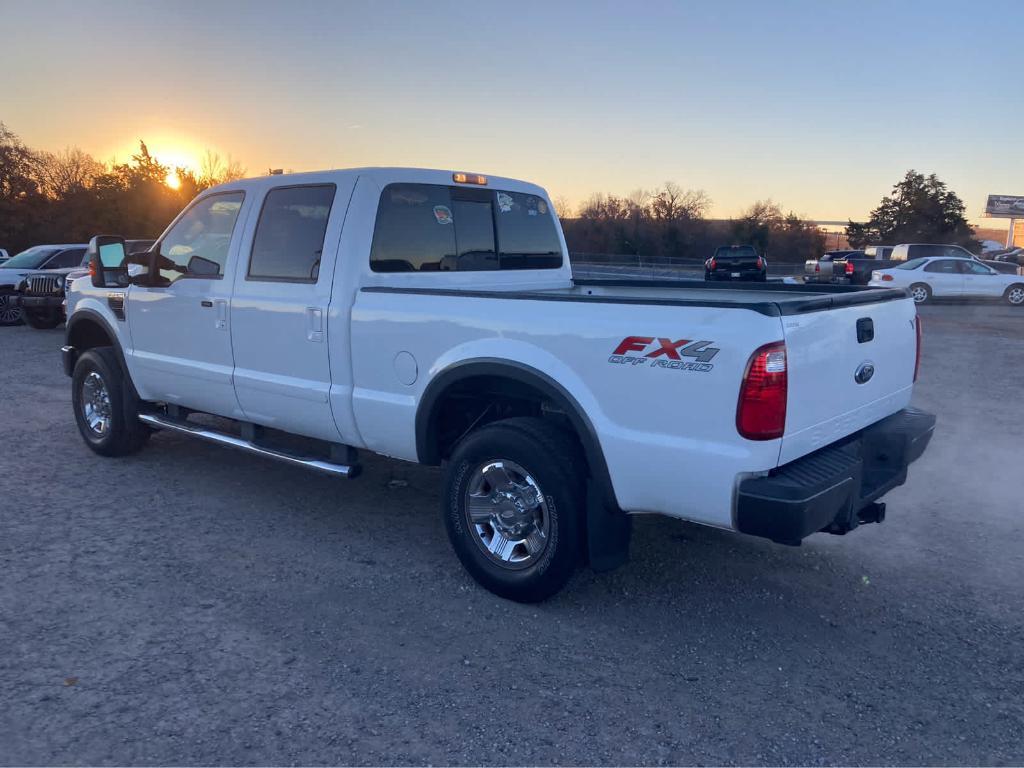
453,172 -> 487,185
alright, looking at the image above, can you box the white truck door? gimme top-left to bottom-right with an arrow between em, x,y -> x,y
127,191 -> 247,418
229,182 -> 353,442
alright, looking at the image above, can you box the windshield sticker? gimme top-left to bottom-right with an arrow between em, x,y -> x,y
433,205 -> 453,225
496,192 -> 513,213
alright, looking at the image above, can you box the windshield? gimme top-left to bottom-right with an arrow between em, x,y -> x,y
0,246 -> 60,270
895,257 -> 929,270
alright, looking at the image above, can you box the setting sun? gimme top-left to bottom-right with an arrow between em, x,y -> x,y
164,170 -> 181,189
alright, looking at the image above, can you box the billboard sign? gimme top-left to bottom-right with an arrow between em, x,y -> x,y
985,194 -> 1024,218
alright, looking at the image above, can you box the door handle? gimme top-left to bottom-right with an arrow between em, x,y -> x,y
214,299 -> 228,330
201,300 -> 213,308
306,307 -> 324,342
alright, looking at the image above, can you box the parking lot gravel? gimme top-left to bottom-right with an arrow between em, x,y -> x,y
1,303 -> 1023,766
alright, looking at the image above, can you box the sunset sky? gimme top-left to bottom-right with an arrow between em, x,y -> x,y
2,0 -> 1021,227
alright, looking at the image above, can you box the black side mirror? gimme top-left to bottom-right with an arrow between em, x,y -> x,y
87,235 -> 127,287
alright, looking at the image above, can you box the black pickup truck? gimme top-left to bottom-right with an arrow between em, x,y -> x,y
704,245 -> 767,281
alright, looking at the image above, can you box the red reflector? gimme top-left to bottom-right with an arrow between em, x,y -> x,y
881,274 -> 894,281
737,342 -> 787,441
845,261 -> 855,275
914,315 -> 922,382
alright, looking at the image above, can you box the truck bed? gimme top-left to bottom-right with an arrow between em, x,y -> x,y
568,277 -> 907,315
364,277 -> 908,317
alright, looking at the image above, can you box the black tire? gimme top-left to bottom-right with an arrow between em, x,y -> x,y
71,347 -> 149,457
22,309 -> 61,329
1003,284 -> 1024,307
443,417 -> 585,603
909,283 -> 932,304
0,291 -> 23,326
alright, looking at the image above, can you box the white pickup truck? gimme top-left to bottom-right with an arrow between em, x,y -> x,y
63,167 -> 935,602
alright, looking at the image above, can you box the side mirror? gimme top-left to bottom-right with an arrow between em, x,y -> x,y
87,235 -> 127,287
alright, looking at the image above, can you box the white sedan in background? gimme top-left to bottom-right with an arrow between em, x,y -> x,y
869,256 -> 1024,306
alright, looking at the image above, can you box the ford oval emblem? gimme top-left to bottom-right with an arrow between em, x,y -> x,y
855,361 -> 875,384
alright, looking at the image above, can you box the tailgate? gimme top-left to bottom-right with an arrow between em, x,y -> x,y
779,295 -> 918,465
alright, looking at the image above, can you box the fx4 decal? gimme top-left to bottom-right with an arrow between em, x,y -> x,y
608,336 -> 720,373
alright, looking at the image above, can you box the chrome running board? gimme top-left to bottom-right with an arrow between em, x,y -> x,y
139,413 -> 359,478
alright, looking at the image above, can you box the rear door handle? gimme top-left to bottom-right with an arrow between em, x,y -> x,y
214,299 -> 228,330
306,307 -> 324,342
201,300 -> 213,308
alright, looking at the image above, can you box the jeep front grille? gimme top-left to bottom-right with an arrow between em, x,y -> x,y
27,275 -> 59,295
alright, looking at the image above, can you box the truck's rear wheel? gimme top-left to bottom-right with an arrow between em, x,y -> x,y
443,417 -> 585,602
72,347 -> 149,457
22,308 -> 61,329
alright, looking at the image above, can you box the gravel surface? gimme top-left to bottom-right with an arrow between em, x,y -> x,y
1,303 -> 1023,765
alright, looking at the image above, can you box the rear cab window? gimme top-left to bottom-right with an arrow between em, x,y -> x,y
370,183 -> 562,272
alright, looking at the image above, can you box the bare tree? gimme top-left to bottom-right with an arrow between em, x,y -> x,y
200,149 -> 247,185
550,195 -> 573,219
36,147 -> 105,198
649,182 -> 710,221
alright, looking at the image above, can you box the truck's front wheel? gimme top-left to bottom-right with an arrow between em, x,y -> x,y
72,347 -> 149,457
443,417 -> 585,603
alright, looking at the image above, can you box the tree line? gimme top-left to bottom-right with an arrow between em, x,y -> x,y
1,121 -> 980,262
0,122 -> 245,254
558,184 -> 825,263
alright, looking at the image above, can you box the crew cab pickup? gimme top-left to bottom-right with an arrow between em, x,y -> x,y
63,168 -> 935,602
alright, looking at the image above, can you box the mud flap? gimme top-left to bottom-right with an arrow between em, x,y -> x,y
586,478 -> 632,572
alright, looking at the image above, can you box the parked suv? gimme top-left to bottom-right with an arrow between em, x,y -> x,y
63,168 -> 934,602
0,244 -> 87,326
14,240 -> 154,329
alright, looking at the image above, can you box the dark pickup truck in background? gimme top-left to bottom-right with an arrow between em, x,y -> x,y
704,244 -> 767,281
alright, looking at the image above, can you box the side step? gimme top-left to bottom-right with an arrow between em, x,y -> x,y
138,413 -> 360,478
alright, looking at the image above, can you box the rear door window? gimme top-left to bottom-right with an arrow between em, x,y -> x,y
923,259 -> 960,274
248,185 -> 336,282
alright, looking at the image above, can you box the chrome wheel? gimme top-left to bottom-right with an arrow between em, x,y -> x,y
465,459 -> 550,569
0,293 -> 22,324
911,285 -> 929,303
1007,286 -> 1024,305
81,371 -> 112,435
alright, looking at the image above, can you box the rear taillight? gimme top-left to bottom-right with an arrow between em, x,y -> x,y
881,274 -> 894,281
88,259 -> 96,278
815,263 -> 820,273
709,257 -> 717,270
845,261 -> 855,275
737,341 -> 788,441
756,256 -> 764,269
914,315 -> 922,382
